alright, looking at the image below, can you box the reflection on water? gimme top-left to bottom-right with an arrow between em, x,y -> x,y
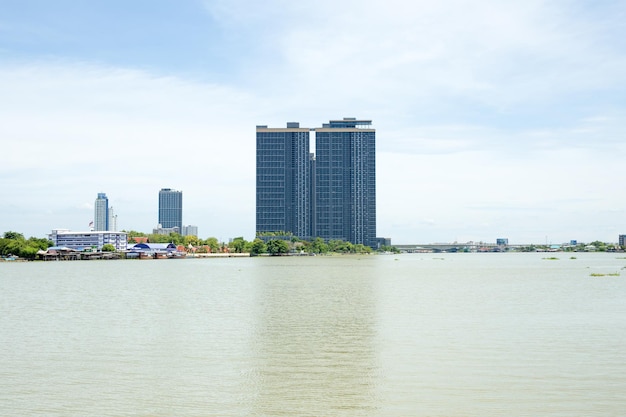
247,258 -> 379,416
1,253 -> 626,416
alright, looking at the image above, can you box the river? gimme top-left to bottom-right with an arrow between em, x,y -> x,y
1,253 -> 625,416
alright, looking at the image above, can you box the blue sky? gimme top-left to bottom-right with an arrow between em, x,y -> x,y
1,0 -> 625,244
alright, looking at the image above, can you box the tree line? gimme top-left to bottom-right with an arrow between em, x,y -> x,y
124,230 -> 395,255
0,229 -> 398,259
0,232 -> 51,259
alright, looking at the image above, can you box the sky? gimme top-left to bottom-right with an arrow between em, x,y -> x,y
1,0 -> 625,244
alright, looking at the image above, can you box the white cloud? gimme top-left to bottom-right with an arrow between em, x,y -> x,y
212,0 -> 626,111
0,61 -> 262,238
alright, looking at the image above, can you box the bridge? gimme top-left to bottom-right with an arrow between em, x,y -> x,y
394,242 -> 504,253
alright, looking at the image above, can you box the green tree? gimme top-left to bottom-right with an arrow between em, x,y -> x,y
101,244 -> 116,252
229,237 -> 248,253
3,231 -> 25,240
266,239 -> 289,255
123,230 -> 147,240
590,241 -> 607,252
354,244 -> 373,254
102,243 -> 115,252
203,237 -> 220,253
28,237 -> 52,250
146,233 -> 170,243
309,237 -> 328,254
328,239 -> 353,253
250,238 -> 267,255
0,232 -> 51,259
183,235 -> 200,248
0,238 -> 15,256
168,233 -> 184,245
378,245 -> 400,254
20,245 -> 40,259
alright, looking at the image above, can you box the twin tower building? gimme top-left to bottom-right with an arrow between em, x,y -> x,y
256,118 -> 377,248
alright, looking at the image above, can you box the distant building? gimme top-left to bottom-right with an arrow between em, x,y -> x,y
94,193 -> 109,231
158,188 -> 183,231
49,229 -> 127,251
109,206 -> 117,232
153,225 -> 180,235
182,225 -> 198,237
619,235 -> 626,246
376,237 -> 392,248
496,238 -> 509,246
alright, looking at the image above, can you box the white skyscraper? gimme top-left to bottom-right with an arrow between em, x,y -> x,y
109,206 -> 117,232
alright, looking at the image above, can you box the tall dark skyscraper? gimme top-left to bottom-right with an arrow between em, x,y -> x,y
256,122 -> 312,238
256,118 -> 376,247
315,118 -> 376,248
158,188 -> 183,231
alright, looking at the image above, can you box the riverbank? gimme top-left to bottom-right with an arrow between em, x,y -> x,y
186,253 -> 250,258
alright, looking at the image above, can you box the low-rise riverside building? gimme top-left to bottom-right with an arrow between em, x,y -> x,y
37,246 -> 122,261
48,229 -> 128,251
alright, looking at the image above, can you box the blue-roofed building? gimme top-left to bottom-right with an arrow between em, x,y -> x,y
127,242 -> 183,259
130,243 -> 177,252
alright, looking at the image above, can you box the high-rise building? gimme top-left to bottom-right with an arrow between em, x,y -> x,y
256,123 -> 312,238
182,225 -> 198,237
109,206 -> 117,232
315,118 -> 376,247
255,118 -> 376,247
158,188 -> 183,232
94,193 -> 109,231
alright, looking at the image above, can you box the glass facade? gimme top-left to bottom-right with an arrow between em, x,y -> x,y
158,188 -> 183,231
256,124 -> 311,238
315,119 -> 376,248
256,118 -> 376,247
94,193 -> 109,231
